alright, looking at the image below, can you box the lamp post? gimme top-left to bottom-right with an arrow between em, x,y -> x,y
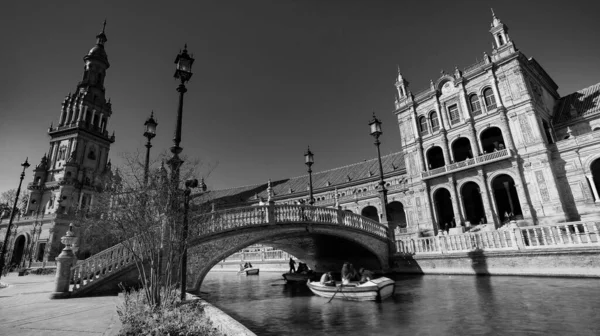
0,158 -> 30,279
143,112 -> 158,185
304,147 -> 315,205
167,44 -> 194,186
180,178 -> 206,301
164,45 -> 193,300
368,113 -> 389,224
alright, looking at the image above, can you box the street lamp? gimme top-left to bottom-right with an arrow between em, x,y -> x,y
168,44 -> 195,185
180,178 -> 206,300
368,113 -> 389,224
304,147 -> 315,205
0,158 -> 30,279
143,111 -> 158,185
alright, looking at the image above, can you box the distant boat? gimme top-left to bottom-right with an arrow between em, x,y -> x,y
307,277 -> 395,301
241,268 -> 259,276
282,272 -> 319,282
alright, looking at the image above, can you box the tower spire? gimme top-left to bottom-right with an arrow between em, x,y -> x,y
102,19 -> 107,34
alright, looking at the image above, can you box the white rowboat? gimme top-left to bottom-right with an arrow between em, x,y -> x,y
307,277 -> 395,301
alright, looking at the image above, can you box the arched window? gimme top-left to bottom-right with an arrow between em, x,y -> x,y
483,88 -> 497,110
497,34 -> 504,46
430,111 -> 440,132
419,116 -> 429,136
469,94 -> 482,116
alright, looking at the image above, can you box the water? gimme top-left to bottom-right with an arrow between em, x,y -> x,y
200,272 -> 600,336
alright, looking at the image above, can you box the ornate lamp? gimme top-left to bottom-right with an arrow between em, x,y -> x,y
174,45 -> 194,83
304,147 -> 315,205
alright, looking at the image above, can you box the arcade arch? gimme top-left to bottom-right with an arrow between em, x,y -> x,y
427,146 -> 445,169
461,181 -> 486,225
452,137 -> 474,162
387,201 -> 407,229
361,206 -> 379,222
10,235 -> 27,268
491,174 -> 523,223
480,127 -> 506,154
433,188 -> 454,230
590,159 -> 600,202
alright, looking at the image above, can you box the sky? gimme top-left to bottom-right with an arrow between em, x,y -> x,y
1,0 -> 599,194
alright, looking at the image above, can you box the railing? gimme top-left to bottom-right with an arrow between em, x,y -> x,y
189,204 -> 389,239
520,222 -> 600,248
422,149 -> 511,179
221,250 -> 290,262
396,221 -> 600,256
463,59 -> 487,76
70,235 -> 153,294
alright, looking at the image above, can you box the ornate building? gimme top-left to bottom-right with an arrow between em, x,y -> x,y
0,23 -> 116,266
194,12 -> 600,239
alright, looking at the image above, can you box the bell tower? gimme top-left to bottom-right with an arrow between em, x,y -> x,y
490,9 -> 517,58
27,21 -> 115,217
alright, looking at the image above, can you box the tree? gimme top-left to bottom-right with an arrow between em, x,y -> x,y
78,151 -> 213,307
0,188 -> 28,219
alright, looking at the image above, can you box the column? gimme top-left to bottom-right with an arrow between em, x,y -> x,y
477,169 -> 497,227
435,97 -> 448,130
458,86 -> 471,121
441,135 -> 451,165
498,111 -> 516,151
70,138 -> 78,161
66,139 -> 73,159
448,175 -> 464,225
512,165 -> 533,222
58,105 -> 66,126
416,140 -> 426,172
91,110 -> 96,127
50,142 -> 60,169
490,76 -> 505,108
78,105 -> 87,122
586,175 -> 600,202
411,107 -> 420,140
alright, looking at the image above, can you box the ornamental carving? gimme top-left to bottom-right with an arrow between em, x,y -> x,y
535,170 -> 550,202
518,115 -> 534,144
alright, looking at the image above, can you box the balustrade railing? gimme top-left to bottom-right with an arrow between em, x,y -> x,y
189,204 -> 388,239
520,222 -> 600,248
70,234 -> 154,293
422,149 -> 511,179
396,221 -> 600,256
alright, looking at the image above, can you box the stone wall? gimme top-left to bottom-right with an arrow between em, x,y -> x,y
392,247 -> 600,277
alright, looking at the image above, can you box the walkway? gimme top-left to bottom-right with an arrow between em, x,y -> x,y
0,272 -> 121,336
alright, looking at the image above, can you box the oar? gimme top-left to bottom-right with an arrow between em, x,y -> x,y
327,283 -> 343,303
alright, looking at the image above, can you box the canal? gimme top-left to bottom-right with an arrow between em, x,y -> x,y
200,271 -> 600,335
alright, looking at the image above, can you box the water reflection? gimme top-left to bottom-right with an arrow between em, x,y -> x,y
201,272 -> 600,336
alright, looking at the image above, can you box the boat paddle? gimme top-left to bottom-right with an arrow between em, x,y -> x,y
327,283 -> 344,303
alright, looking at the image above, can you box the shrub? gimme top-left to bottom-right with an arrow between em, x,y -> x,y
117,288 -> 222,336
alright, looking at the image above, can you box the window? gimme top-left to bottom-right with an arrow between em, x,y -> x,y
483,88 -> 497,110
469,94 -> 482,116
448,105 -> 460,125
430,111 -> 440,132
419,116 -> 429,135
497,34 -> 504,46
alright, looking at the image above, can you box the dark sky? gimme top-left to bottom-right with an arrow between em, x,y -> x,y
1,0 -> 599,193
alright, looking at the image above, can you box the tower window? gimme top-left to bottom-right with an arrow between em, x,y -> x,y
430,111 -> 440,132
469,94 -> 482,116
447,105 -> 460,125
419,116 -> 429,136
497,34 -> 504,46
483,88 -> 497,110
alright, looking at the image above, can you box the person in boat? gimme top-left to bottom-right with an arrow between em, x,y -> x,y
289,258 -> 296,273
247,262 -> 253,268
240,263 -> 245,272
341,262 -> 356,285
358,268 -> 374,284
320,271 -> 335,286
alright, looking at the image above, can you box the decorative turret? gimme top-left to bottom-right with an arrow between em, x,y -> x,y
394,66 -> 410,101
490,9 -> 516,53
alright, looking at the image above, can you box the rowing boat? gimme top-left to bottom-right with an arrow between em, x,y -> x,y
282,272 -> 318,282
241,268 -> 259,276
307,277 -> 395,301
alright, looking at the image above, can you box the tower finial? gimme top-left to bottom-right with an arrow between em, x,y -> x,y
491,8 -> 495,18
102,19 -> 107,33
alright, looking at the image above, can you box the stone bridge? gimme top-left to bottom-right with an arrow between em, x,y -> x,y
69,204 -> 392,296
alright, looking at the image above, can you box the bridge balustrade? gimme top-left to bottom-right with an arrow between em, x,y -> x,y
189,204 -> 388,239
520,222 -> 600,248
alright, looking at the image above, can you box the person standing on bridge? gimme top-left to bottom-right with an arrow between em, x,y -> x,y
289,258 -> 296,273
